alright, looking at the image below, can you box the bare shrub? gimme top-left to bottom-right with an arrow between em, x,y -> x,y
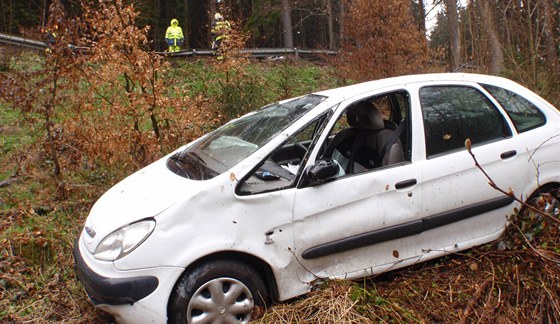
336,0 -> 429,82
210,8 -> 260,121
0,0 -> 80,195
60,0 -> 213,172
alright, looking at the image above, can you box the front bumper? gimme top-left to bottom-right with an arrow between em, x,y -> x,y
73,236 -> 185,323
73,239 -> 159,305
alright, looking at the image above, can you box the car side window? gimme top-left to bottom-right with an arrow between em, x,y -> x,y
420,86 -> 511,157
237,116 -> 326,195
482,84 -> 546,133
320,91 -> 410,176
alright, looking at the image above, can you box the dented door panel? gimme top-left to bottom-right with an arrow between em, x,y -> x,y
292,162 -> 421,281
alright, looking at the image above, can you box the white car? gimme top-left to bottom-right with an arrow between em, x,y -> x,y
74,73 -> 560,323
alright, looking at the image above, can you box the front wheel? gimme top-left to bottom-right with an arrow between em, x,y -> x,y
168,260 -> 270,324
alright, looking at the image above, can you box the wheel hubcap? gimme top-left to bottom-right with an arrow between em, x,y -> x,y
187,277 -> 254,324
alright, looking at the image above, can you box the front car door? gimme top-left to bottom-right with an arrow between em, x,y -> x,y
292,88 -> 425,283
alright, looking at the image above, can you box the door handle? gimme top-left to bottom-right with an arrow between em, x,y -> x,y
395,178 -> 417,190
500,150 -> 517,160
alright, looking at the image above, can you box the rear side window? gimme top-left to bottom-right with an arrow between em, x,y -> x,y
482,84 -> 546,133
420,86 -> 511,157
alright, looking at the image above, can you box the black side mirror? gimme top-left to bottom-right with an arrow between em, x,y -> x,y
306,159 -> 339,183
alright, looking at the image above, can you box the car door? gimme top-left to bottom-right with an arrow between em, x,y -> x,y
292,89 -> 425,281
412,81 -> 527,254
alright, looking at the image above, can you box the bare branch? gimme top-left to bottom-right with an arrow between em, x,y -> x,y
0,174 -> 17,188
465,138 -> 560,226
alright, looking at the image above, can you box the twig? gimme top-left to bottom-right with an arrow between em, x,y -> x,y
0,174 -> 17,188
462,278 -> 492,320
465,138 -> 560,226
509,220 -> 560,264
528,134 -> 560,162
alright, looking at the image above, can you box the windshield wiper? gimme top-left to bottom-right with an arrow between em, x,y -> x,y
167,150 -> 216,180
189,151 -> 206,165
167,155 -> 191,178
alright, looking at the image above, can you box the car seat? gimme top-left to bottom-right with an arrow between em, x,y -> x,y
324,101 -> 404,174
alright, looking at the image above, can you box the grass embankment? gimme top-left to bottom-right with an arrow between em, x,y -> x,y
0,52 -> 339,322
0,86 -> 109,321
1,51 -> 559,323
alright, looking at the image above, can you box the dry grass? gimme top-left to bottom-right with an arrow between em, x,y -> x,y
257,281 -> 374,323
0,142 -> 112,322
256,189 -> 560,323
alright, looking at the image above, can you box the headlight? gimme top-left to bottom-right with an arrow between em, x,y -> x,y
94,219 -> 156,261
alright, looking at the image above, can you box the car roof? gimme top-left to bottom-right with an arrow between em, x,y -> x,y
313,73 -> 522,101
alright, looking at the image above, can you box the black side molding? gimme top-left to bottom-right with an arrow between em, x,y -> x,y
302,220 -> 422,260
301,195 -> 514,260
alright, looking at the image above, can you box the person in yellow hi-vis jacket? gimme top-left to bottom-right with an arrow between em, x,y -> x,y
165,19 -> 184,53
211,13 -> 231,58
43,24 -> 58,53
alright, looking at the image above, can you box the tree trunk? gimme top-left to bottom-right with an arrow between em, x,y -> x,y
339,0 -> 344,45
479,0 -> 503,74
184,0 -> 190,48
326,0 -> 334,49
466,0 -> 477,64
210,0 -> 216,17
418,0 -> 426,35
210,0 -> 217,48
42,0 -> 48,27
154,0 -> 160,51
45,71 -> 62,180
445,0 -> 461,70
526,0 -> 537,88
281,0 -> 293,48
540,0 -> 559,73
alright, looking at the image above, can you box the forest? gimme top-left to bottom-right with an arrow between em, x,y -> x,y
1,0 -> 559,98
0,0 -> 559,322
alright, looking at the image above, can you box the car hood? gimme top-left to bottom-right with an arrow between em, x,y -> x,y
83,157 -> 198,251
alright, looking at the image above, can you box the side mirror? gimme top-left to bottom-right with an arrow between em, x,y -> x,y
306,159 -> 339,183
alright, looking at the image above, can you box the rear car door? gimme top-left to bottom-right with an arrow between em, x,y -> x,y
413,81 -> 526,253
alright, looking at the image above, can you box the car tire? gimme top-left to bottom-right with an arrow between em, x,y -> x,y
168,259 -> 270,324
522,185 -> 560,217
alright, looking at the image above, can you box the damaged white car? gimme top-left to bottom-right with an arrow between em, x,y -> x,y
74,73 -> 560,323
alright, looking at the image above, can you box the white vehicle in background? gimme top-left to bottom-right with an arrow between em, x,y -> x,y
73,73 -> 560,323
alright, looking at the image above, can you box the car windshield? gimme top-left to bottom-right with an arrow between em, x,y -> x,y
167,94 -> 326,180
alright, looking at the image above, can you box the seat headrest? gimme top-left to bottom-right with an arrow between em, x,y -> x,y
352,101 -> 384,131
346,107 -> 358,127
